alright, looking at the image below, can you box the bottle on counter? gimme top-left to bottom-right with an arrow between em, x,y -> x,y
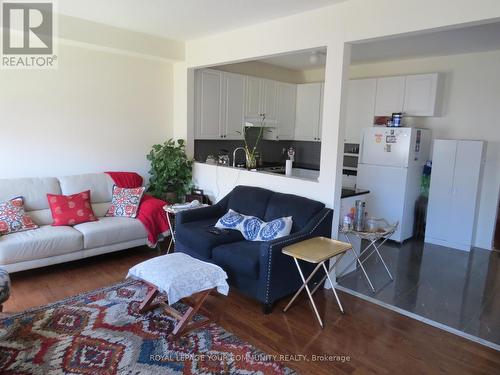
354,200 -> 365,232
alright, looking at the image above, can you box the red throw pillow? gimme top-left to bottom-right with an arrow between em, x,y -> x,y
47,190 -> 97,226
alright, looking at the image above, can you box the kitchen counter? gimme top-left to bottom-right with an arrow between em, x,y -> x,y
341,188 -> 370,199
196,161 -> 320,181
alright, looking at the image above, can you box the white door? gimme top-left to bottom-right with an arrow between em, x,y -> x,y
345,79 -> 377,144
222,72 -> 246,140
276,82 -> 297,140
195,69 -> 222,139
360,127 -> 412,167
403,73 -> 440,116
425,140 -> 456,243
295,83 -> 322,141
357,163 -> 408,242
261,79 -> 277,123
245,76 -> 262,120
374,76 -> 406,116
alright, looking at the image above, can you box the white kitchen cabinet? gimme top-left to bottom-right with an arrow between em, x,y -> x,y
222,72 -> 246,139
195,69 -> 223,139
244,76 -> 277,124
403,73 -> 442,116
374,76 -> 406,116
345,78 -> 377,143
261,79 -> 277,123
274,82 -> 297,141
294,83 -> 323,142
245,76 -> 262,120
425,140 -> 484,251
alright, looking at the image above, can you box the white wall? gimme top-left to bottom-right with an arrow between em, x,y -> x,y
350,50 -> 500,249
175,0 -> 500,239
0,43 -> 174,180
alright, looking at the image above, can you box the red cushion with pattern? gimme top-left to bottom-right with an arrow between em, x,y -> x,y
47,190 -> 97,226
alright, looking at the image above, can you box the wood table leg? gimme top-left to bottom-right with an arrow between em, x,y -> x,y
170,288 -> 213,340
139,287 -> 159,313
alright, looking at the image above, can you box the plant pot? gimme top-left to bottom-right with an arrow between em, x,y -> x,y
245,152 -> 257,170
165,192 -> 178,204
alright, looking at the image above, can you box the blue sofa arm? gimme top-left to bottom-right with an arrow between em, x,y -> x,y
257,208 -> 333,305
176,194 -> 230,225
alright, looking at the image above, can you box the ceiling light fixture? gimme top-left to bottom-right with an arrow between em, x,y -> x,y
309,51 -> 326,64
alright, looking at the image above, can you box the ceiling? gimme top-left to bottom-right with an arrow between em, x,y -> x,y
351,21 -> 500,64
259,48 -> 327,70
57,0 -> 346,41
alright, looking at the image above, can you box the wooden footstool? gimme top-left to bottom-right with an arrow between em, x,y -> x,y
127,253 -> 229,339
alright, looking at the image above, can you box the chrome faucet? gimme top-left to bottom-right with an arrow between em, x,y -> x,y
232,147 -> 246,167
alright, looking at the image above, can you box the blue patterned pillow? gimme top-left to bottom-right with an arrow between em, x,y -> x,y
257,216 -> 293,241
216,209 -> 292,241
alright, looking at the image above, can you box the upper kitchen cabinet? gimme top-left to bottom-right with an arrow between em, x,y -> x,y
373,73 -> 442,117
294,83 -> 323,142
261,79 -> 278,123
275,82 -> 297,140
374,76 -> 406,116
194,69 -> 223,139
195,69 -> 246,140
345,78 -> 377,143
403,73 -> 442,116
245,76 -> 262,120
222,72 -> 246,139
244,77 -> 277,124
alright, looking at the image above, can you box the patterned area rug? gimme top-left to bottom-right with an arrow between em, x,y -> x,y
0,279 -> 297,374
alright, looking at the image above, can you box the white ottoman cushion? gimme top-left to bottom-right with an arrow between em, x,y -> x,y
127,253 -> 229,305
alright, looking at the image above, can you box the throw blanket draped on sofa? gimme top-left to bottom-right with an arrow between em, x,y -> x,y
105,172 -> 170,247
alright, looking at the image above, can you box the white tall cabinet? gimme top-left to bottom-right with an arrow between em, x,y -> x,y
425,140 -> 485,251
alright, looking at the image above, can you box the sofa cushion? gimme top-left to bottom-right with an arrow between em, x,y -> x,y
73,217 -> 147,249
227,186 -> 273,219
0,197 -> 38,235
175,218 -> 244,259
264,192 -> 325,232
106,186 -> 145,218
0,226 -> 83,265
47,190 -> 97,226
212,241 -> 261,280
58,173 -> 114,203
216,209 -> 293,241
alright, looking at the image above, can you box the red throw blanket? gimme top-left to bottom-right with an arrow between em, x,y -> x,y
105,172 -> 170,247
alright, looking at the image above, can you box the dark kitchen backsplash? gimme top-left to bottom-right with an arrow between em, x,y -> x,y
194,134 -> 321,169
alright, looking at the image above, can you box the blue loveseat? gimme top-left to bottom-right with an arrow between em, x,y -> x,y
175,185 -> 333,313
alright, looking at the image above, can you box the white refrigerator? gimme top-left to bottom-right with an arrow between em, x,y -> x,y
357,127 -> 431,242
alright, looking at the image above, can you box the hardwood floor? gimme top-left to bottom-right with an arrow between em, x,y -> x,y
4,246 -> 500,374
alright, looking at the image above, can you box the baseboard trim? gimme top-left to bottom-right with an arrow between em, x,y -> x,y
335,285 -> 500,352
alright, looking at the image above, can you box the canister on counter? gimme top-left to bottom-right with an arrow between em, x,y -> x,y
354,200 -> 365,231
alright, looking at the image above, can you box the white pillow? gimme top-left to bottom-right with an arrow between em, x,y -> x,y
215,209 -> 292,241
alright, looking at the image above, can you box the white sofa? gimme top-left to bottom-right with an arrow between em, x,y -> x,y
0,173 -> 148,273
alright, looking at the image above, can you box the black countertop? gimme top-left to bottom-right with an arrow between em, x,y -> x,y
341,188 -> 370,199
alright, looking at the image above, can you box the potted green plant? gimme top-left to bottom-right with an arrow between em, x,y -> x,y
146,139 -> 193,202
